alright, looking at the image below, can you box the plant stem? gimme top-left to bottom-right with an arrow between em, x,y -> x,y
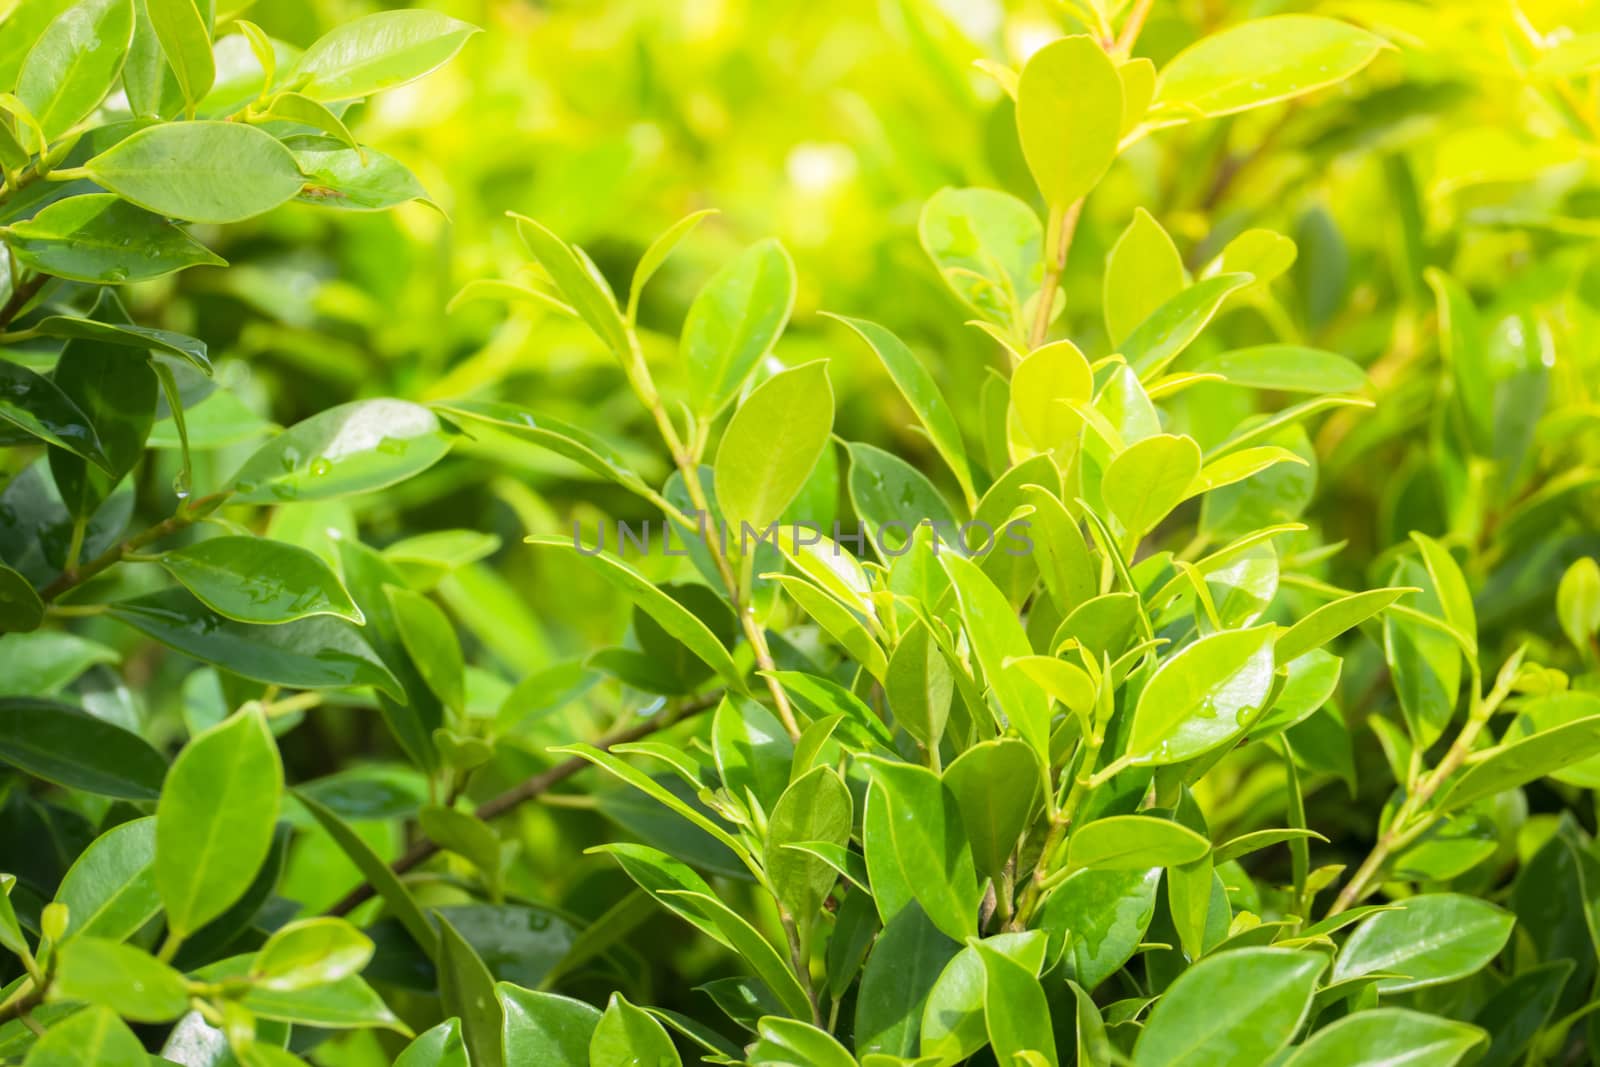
39,492 -> 231,602
325,693 -> 719,917
1027,199 -> 1084,351
0,272 -> 48,330
1115,0 -> 1157,56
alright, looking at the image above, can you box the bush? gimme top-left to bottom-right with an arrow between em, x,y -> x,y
1,1 -> 1599,1065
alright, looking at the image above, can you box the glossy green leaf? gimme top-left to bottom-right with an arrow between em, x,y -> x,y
920,931 -> 1046,1062
229,398 -> 452,503
847,441 -> 959,555
885,621 -> 953,750
145,0 -> 213,106
1438,714 -> 1600,813
250,917 -> 373,991
975,937 -> 1057,1066
158,536 -> 361,625
764,766 -> 852,929
2,194 -> 224,282
290,135 -> 430,211
509,213 -> 629,358
0,696 -> 165,799
684,238 -> 796,417
714,360 -> 834,534
1124,274 -> 1253,378
1276,587 -> 1409,663
1105,208 -> 1185,347
295,790 -> 435,957
0,358 -> 110,470
16,0 -> 134,141
395,1018 -> 469,1067
437,914 -> 503,1067
20,1006 -> 145,1067
1014,35 -> 1121,205
1132,948 -> 1326,1066
1066,815 -> 1209,871
751,1016 -> 855,1067
1103,433 -> 1201,545
1194,346 -> 1367,394
1153,16 -> 1388,120
1283,1008 -> 1485,1067
854,902 -> 959,1058
155,706 -> 283,939
591,992 -> 680,1067
918,186 -> 1042,325
296,9 -> 478,102
941,552 -> 1051,759
861,758 -> 981,943
1125,626 -> 1276,765
84,121 -> 305,224
1011,339 -> 1093,456
499,984 -> 601,1066
1330,894 -> 1514,993
1037,866 -> 1160,990
0,564 -> 43,634
1410,532 -> 1476,653
388,587 -> 464,714
54,815 -> 159,942
49,937 -> 188,1021
943,739 -> 1041,881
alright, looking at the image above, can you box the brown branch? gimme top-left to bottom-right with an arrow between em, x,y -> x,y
39,492 -> 230,602
326,692 -> 721,918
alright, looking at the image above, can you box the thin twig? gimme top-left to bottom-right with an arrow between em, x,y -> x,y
1027,199 -> 1084,350
39,492 -> 230,602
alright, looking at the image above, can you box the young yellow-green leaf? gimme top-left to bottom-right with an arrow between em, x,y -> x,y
590,993 -> 680,1067
940,553 -> 1051,759
250,918 -> 374,991
1153,16 -> 1388,120
0,696 -> 166,799
1126,625 -> 1275,765
1066,815 -> 1209,871
1437,714 -> 1600,814
1208,228 -> 1298,288
1010,340 -> 1093,455
436,400 -> 649,497
885,621 -> 953,751
1014,35 -> 1122,206
861,758 -> 981,943
296,10 -> 477,102
1410,532 -> 1476,654
1558,558 -> 1600,652
713,360 -> 834,534
1184,446 -> 1307,500
1282,1008 -> 1486,1067
1103,433 -> 1201,546
499,984 -> 603,1066
259,92 -> 359,151
289,135 -> 430,211
229,399 -> 452,503
395,1019 -> 469,1067
55,816 -> 160,942
1105,209 -> 1185,347
19,1006 -> 145,1066
49,937 -> 189,1021
509,214 -> 629,360
918,186 -> 1043,326
84,121 -> 305,224
628,208 -> 717,321
158,536 -> 361,625
974,938 -> 1058,1066
16,0 -> 135,142
684,238 -> 797,417
3,194 -> 225,283
752,1017 -> 856,1067
155,706 -> 283,939
1124,273 -> 1253,379
943,739 -> 1041,881
1276,587 -> 1410,663
830,314 -> 974,506
1193,345 -> 1367,394
1133,949 -> 1325,1066
387,587 -> 465,715
145,0 -> 213,107
765,767 -> 852,923
1330,894 -> 1514,993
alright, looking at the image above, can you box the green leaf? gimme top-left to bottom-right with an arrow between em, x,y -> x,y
1409,532 -> 1476,654
388,587 -> 464,714
157,536 -> 361,625
1282,1008 -> 1486,1067
1066,815 -> 1209,871
591,993 -> 681,1067
1011,340 -> 1093,456
1104,433 -> 1202,546
499,984 -> 601,1066
54,816 -> 159,942
558,744 -> 750,861
155,705 -> 283,939
0,631 -> 119,696
1193,345 -> 1367,395
684,238 -> 797,417
1330,894 -> 1514,993
943,739 -> 1041,881
941,552 -> 1051,760
1275,587 -> 1410,664
0,358 -> 110,471
228,399 -> 452,503
527,538 -> 748,694
250,917 -> 373,991
855,902 -> 959,1058
395,1019 -> 469,1067
294,789 -> 435,958
920,931 -> 1047,1062
28,314 -> 210,374
509,213 -> 629,359
1153,16 -> 1388,120
289,135 -> 430,211
84,121 -> 305,224
1385,558 -> 1463,749
847,441 -> 959,556
19,1006 -> 145,1067
974,937 -> 1057,1066
437,914 -> 503,1067
2,194 -> 224,282
1037,866 -> 1160,990
49,936 -> 189,1021
109,588 -> 402,699
1438,714 -> 1600,813
1132,948 -> 1326,1066
751,1017 -> 855,1067
295,9 -> 477,102
435,400 -> 649,496
1124,273 -> 1254,379
860,757 -> 981,943
145,0 -> 213,106
16,0 -> 134,141
1125,625 -> 1276,765
628,209 -> 717,321
1105,208 -> 1186,347
0,564 -> 43,634
713,360 -> 834,534
885,621 -> 953,751
918,186 -> 1042,326
0,696 -> 165,799
1014,35 -> 1121,205
830,315 -> 973,506
1557,558 -> 1600,652
764,766 -> 852,929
